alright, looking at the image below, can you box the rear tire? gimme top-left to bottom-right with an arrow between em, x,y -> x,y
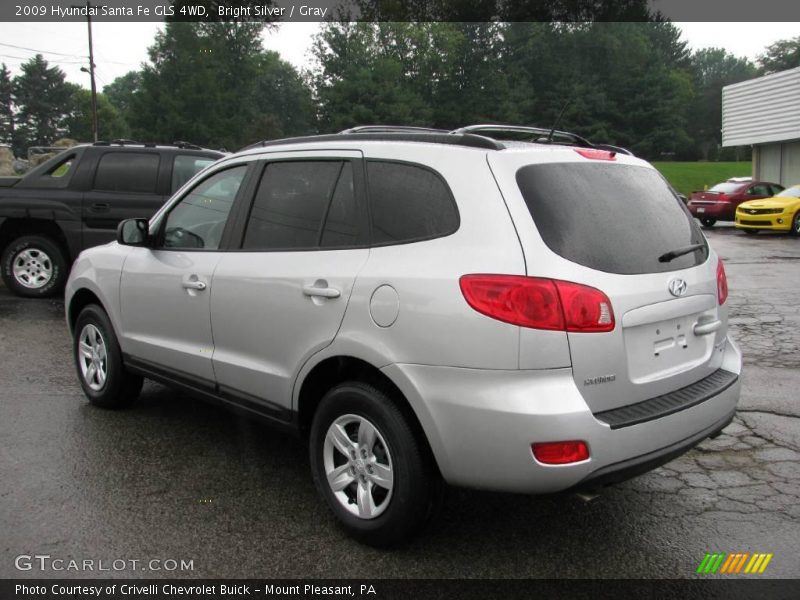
1,235 -> 68,298
73,304 -> 143,408
700,218 -> 716,228
309,381 -> 441,547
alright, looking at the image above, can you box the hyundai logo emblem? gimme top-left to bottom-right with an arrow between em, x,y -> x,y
669,278 -> 688,297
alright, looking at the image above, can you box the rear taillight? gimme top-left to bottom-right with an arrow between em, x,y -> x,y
459,275 -> 615,332
532,441 -> 590,465
717,260 -> 728,305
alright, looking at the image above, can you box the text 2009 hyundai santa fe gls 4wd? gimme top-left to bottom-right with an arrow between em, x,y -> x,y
65,125 -> 742,546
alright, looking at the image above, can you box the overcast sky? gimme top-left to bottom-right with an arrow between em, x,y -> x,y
0,22 -> 797,90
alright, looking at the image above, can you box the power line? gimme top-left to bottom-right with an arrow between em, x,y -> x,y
0,42 -> 85,59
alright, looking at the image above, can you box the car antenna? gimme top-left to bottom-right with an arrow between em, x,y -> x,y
546,99 -> 572,144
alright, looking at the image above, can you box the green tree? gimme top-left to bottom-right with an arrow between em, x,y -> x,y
12,54 -> 74,153
758,36 -> 800,74
689,48 -> 757,160
65,88 -> 130,142
103,71 -> 141,124
0,63 -> 14,147
129,22 -> 313,149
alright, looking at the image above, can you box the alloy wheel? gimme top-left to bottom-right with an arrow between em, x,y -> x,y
77,324 -> 108,391
12,248 -> 53,289
323,414 -> 394,519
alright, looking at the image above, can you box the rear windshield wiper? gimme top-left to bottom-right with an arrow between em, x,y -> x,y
658,243 -> 705,263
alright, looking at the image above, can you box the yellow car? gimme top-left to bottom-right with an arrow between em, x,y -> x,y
735,185 -> 800,235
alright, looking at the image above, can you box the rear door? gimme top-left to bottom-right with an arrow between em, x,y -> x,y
489,152 -> 726,413
82,151 -> 167,248
209,151 -> 369,413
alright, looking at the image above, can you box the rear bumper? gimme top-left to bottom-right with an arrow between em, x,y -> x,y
688,203 -> 732,220
383,336 -> 742,494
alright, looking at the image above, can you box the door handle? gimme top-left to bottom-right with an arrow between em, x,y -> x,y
302,285 -> 340,299
91,202 -> 110,212
693,319 -> 721,336
182,280 -> 207,291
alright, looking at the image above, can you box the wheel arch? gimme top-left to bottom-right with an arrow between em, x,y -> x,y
0,218 -> 73,261
295,354 -> 442,476
67,287 -> 110,336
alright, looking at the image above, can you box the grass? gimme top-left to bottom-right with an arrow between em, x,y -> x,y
652,162 -> 752,197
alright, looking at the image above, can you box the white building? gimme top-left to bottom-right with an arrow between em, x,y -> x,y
722,66 -> 800,186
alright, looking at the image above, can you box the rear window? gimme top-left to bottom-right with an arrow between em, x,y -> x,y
516,163 -> 708,275
708,182 -> 741,194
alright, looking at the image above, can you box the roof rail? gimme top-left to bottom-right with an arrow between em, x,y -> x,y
93,139 -> 208,151
593,143 -> 634,156
173,140 -> 203,150
451,124 -> 595,147
241,132 -> 505,152
340,125 -> 449,135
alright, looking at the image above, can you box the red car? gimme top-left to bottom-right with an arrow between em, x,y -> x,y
688,178 -> 784,227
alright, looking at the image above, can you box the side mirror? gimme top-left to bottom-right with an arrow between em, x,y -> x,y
117,218 -> 151,246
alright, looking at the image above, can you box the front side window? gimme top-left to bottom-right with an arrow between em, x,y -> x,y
161,165 -> 246,250
171,155 -> 217,192
366,161 -> 459,244
243,160 -> 357,250
94,152 -> 160,193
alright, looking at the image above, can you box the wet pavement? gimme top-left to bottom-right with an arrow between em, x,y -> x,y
1,224 -> 799,579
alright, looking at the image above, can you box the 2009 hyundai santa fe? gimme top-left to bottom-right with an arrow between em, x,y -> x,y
66,125 -> 742,546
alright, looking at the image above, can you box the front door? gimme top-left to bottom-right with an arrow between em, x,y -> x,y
118,164 -> 249,382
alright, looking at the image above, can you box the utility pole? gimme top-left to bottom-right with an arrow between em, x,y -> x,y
77,1 -> 98,141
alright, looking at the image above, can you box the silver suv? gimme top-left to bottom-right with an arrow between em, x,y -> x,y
66,125 -> 742,546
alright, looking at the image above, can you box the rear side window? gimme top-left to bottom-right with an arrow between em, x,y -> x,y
172,155 -> 216,192
94,152 -> 160,193
516,163 -> 708,274
243,161 -> 356,250
48,155 -> 75,178
366,161 -> 459,244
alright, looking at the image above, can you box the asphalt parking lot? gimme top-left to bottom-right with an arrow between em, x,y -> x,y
1,224 -> 799,579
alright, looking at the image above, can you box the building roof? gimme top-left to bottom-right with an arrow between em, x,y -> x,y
722,66 -> 800,147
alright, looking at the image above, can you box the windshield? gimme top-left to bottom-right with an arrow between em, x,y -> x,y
708,182 -> 741,194
516,162 -> 708,275
776,186 -> 800,199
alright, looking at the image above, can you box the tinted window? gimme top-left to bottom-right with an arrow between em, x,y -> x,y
243,161 -> 346,250
162,166 -> 246,250
94,152 -> 160,193
367,161 -> 458,244
770,184 -> 786,196
321,163 -> 358,248
516,163 -> 708,274
172,155 -> 216,192
748,184 -> 770,196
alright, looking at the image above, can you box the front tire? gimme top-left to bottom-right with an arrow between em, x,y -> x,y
73,304 -> 142,408
309,381 -> 441,547
700,217 -> 717,228
1,235 -> 68,298
791,211 -> 800,237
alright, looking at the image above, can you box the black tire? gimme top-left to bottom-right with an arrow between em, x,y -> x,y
791,211 -> 800,237
700,217 -> 717,228
743,229 -> 759,235
309,381 -> 441,547
1,234 -> 68,298
73,304 -> 143,409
